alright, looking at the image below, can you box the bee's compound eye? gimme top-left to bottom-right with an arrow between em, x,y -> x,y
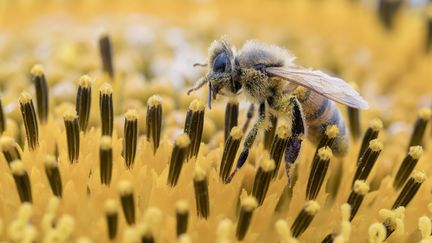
213,52 -> 228,73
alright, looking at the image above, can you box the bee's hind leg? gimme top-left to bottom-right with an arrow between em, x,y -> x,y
242,103 -> 255,133
226,103 -> 265,183
285,96 -> 305,186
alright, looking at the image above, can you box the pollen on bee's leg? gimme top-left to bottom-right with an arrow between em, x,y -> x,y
176,200 -> 189,237
104,199 -> 118,240
19,92 -> 39,151
306,146 -> 333,200
11,160 -> 32,203
291,200 -> 320,238
64,109 -> 80,164
220,126 -> 243,183
346,180 -> 369,221
224,99 -> 239,143
392,170 -> 426,210
284,136 -> 302,186
167,134 -> 190,187
99,34 -> 115,78
251,159 -> 275,206
124,110 -> 138,169
117,180 -> 135,225
184,99 -> 205,159
146,95 -> 162,154
352,139 -> 383,186
76,75 -> 92,132
263,114 -> 278,151
242,103 -> 255,133
236,196 -> 258,241
270,125 -> 290,180
44,155 -> 63,198
393,146 -> 423,190
407,108 -> 431,150
0,136 -> 22,166
31,64 -> 49,124
193,167 -> 210,219
357,118 -> 382,163
99,82 -> 114,137
100,136 -> 113,185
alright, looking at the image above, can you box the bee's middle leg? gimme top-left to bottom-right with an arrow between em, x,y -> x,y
227,102 -> 265,182
284,96 -> 305,183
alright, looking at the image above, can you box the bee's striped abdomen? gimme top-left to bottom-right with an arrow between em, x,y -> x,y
294,88 -> 349,156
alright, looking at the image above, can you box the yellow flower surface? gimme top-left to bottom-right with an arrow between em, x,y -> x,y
0,0 -> 431,242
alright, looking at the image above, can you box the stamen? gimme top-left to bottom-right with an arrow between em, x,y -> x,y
100,136 -> 113,185
352,139 -> 383,186
392,170 -> 426,209
347,83 -> 361,141
236,196 -> 258,241
408,108 -> 431,149
105,199 -> 118,240
346,180 -> 369,221
313,125 -> 338,158
368,223 -> 386,243
251,159 -> 275,206
0,98 -> 6,134
167,134 -> 190,187
274,183 -> 294,216
99,34 -> 115,78
31,64 -> 49,124
263,114 -> 278,151
118,180 -> 135,225
138,223 -> 154,243
216,219 -> 233,242
427,14 -> 432,52
19,92 -> 39,150
193,166 -> 210,219
380,208 -> 405,239
378,0 -> 403,29
124,110 -> 138,168
270,125 -> 290,179
64,109 -> 80,163
44,155 -> 63,198
357,118 -> 382,163
10,160 -> 32,203
146,95 -> 162,154
99,83 -> 114,136
419,216 -> 431,240
219,126 -> 243,183
76,75 -> 92,132
0,136 -> 22,166
291,200 -> 320,238
275,219 -> 297,243
224,99 -> 239,142
176,200 -> 189,237
393,146 -> 423,190
306,146 -> 333,200
184,99 -> 205,159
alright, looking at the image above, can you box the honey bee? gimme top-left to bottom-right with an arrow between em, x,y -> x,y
188,37 -> 368,181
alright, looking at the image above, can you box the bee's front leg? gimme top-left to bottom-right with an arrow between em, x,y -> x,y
285,96 -> 305,186
227,102 -> 265,183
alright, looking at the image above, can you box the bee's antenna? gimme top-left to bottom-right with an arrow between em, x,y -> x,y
193,63 -> 207,67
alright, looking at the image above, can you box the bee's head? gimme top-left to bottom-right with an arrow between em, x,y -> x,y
189,37 -> 242,109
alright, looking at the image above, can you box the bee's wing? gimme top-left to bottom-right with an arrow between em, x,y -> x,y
266,66 -> 369,109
